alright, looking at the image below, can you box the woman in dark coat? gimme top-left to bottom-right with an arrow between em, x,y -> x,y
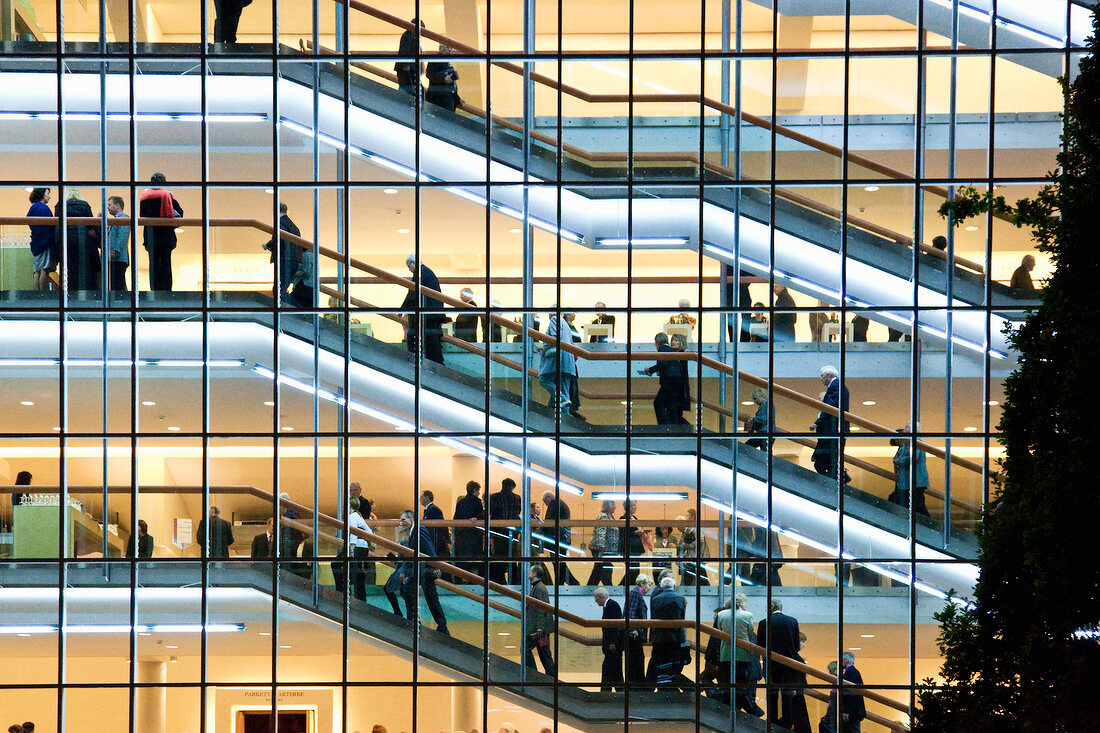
425,43 -> 460,112
55,190 -> 100,292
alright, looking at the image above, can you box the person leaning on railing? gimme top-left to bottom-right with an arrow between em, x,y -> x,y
26,188 -> 56,291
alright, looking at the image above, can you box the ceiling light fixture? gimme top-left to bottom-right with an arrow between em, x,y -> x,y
864,186 -> 879,192
963,426 -> 978,432
142,401 -> 156,406
964,225 -> 979,231
862,400 -> 876,406
167,426 -> 181,431
20,401 -> 34,406
396,228 -> 410,234
383,188 -> 398,195
591,492 -> 689,502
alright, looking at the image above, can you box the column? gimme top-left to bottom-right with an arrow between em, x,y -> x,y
451,685 -> 483,733
136,660 -> 167,733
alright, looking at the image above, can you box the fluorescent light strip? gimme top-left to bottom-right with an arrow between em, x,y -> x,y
251,365 -> 585,496
282,118 -> 582,243
0,112 -> 266,123
595,237 -> 690,247
591,492 -> 689,501
0,623 -> 245,634
529,531 -> 585,556
0,358 -> 245,368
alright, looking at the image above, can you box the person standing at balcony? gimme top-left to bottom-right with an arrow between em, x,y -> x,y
452,480 -> 485,580
55,190 -> 100,293
593,587 -> 624,691
488,477 -> 522,584
588,302 -> 615,342
1010,254 -> 1038,295
840,651 -> 866,732
27,188 -> 57,291
139,173 -> 183,292
393,509 -> 450,635
757,599 -> 809,733
402,254 -> 446,365
197,505 -> 235,557
213,0 -> 250,44
10,470 -> 32,517
624,573 -> 652,686
425,44 -> 461,113
104,196 -> 130,292
125,519 -> 154,558
261,202 -> 301,302
773,284 -> 797,342
395,20 -> 426,97
542,491 -> 578,586
250,517 -> 275,558
668,298 -> 697,344
889,422 -> 931,517
524,564 -> 556,676
641,332 -> 689,425
586,499 -> 618,586
810,365 -> 851,483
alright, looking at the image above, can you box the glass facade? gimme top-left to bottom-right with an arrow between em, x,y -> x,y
0,1 -> 1085,731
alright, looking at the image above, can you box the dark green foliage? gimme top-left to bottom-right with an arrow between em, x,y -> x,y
914,14 -> 1100,733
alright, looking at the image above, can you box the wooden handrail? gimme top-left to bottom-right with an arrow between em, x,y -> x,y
316,7 -> 992,276
0,212 -> 995,494
303,39 -> 983,278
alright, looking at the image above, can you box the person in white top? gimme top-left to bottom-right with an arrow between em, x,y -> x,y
347,499 -> 372,601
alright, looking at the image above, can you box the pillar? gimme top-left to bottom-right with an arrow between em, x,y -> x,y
136,660 -> 167,733
451,685 -> 483,733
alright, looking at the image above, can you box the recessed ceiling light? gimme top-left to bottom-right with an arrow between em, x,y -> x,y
848,647 -> 862,651
861,400 -> 876,406
509,228 -> 522,234
496,632 -> 510,636
864,185 -> 879,192
20,400 -> 34,406
503,645 -> 517,649
166,645 -> 179,649
174,228 -> 184,234
850,426 -> 861,431
52,426 -> 61,432
281,426 -> 295,431
17,633 -> 31,637
383,188 -> 398,195
264,188 -> 274,194
24,187 -> 34,193
138,632 -> 152,637
987,400 -> 999,406
167,426 -> 181,431
258,632 -> 271,636
279,644 -> 292,649
963,426 -> 978,432
142,400 -> 156,406
964,225 -> 979,231
396,228 -> 410,234
741,401 -> 754,406
264,400 -> 275,406
860,634 -> 875,638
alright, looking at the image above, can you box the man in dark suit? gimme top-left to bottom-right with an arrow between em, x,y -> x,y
261,202 -> 301,300
647,577 -> 689,689
811,365 -> 851,481
420,490 -> 448,558
488,478 -> 522,584
138,173 -> 183,292
841,652 -> 867,732
452,480 -> 485,579
250,517 -> 275,558
541,490 -> 578,585
757,599 -> 809,731
588,302 -> 615,342
392,510 -> 449,635
401,254 -> 446,365
196,505 -> 235,557
594,587 -> 624,691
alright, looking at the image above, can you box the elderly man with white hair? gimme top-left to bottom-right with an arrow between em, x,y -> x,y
810,364 -> 851,482
593,587 -> 624,690
646,575 -> 688,689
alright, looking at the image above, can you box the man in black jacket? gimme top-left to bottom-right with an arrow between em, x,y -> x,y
757,599 -> 810,732
250,517 -> 275,558
541,491 -> 578,585
125,519 -> 154,558
647,576 -> 689,690
401,254 -> 446,365
488,478 -> 522,583
262,202 -> 301,301
641,332 -> 689,425
841,652 -> 866,732
452,480 -> 485,579
392,510 -> 449,635
196,505 -> 235,557
810,365 -> 851,481
138,173 -> 183,292
773,284 -> 797,341
594,587 -> 624,691
420,490 -> 448,558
